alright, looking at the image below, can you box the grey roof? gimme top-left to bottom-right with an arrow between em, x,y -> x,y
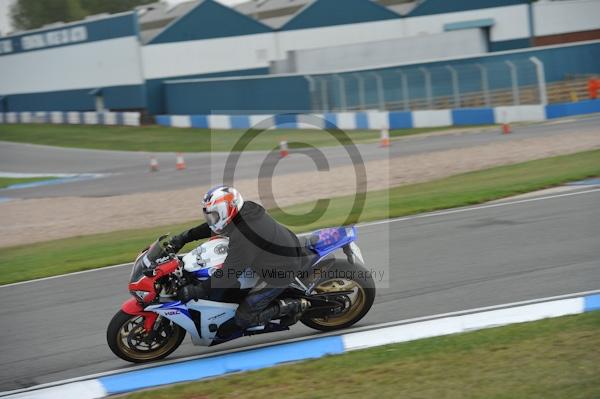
6,0 -> 417,39
232,0 -> 421,28
376,0 -> 421,16
137,0 -> 202,43
234,0 -> 315,29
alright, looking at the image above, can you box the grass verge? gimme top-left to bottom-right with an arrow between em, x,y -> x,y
0,124 -> 479,152
123,312 -> 600,399
0,176 -> 58,189
0,150 -> 598,285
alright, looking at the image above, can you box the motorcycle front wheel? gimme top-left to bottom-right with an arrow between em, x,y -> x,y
301,261 -> 375,331
107,310 -> 186,363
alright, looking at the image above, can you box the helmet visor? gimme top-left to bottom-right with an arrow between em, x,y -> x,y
203,208 -> 220,227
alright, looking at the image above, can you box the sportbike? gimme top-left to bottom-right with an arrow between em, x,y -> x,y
107,227 -> 375,363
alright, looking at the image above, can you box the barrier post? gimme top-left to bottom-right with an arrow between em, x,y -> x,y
353,73 -> 366,111
395,70 -> 410,111
419,67 -> 433,109
446,65 -> 460,108
334,74 -> 347,111
529,57 -> 548,105
476,64 -> 491,107
304,75 -> 317,111
505,60 -> 520,105
369,72 -> 386,111
318,77 -> 329,112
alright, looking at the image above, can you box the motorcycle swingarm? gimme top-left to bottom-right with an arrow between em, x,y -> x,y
287,290 -> 354,300
301,292 -> 354,318
304,290 -> 354,301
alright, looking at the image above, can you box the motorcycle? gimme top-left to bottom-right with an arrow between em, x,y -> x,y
107,226 -> 375,363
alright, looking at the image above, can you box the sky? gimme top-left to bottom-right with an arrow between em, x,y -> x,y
0,0 -> 15,35
0,0 -> 248,36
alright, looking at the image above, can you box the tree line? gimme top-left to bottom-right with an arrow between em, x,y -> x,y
11,0 -> 156,31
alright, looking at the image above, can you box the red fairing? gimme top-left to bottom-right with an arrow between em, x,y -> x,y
123,258 -> 180,331
127,258 -> 181,302
121,298 -> 158,331
122,297 -> 146,314
156,258 -> 180,276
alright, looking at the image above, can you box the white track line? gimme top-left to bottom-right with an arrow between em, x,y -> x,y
0,173 -> 80,178
2,187 -> 599,288
359,187 -> 600,229
0,262 -> 134,288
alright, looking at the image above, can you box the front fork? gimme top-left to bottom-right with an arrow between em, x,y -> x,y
121,297 -> 159,331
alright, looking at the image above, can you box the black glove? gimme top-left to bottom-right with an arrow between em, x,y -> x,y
178,284 -> 207,303
168,233 -> 187,253
143,267 -> 156,277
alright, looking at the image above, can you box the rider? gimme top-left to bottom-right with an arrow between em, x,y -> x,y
168,185 -> 309,338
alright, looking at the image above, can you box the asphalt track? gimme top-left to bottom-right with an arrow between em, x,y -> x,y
1,115 -> 599,199
0,188 -> 598,391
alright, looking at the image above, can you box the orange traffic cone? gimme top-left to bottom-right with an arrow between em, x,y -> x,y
149,156 -> 159,172
176,153 -> 186,170
380,128 -> 390,147
501,110 -> 511,135
279,140 -> 289,158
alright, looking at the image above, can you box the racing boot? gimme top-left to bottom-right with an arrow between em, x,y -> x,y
214,318 -> 242,343
215,302 -> 288,340
277,298 -> 310,327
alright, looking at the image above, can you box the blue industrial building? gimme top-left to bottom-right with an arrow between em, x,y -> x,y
0,0 -> 598,116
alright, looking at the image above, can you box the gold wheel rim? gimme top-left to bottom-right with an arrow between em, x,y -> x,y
310,278 -> 366,327
116,316 -> 181,361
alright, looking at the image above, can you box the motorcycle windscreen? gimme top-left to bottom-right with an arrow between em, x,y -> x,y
131,235 -> 169,282
145,238 -> 168,263
130,255 -> 146,283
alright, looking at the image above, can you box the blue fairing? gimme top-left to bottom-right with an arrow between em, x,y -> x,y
158,301 -> 183,308
194,269 -> 211,278
158,301 -> 191,318
308,227 -> 357,258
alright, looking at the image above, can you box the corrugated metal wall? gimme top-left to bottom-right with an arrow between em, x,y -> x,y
0,13 -> 145,112
162,41 -> 600,115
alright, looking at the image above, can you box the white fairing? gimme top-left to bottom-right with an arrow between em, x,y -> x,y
147,236 -> 258,346
183,237 -> 229,274
182,237 -> 258,289
146,300 -> 238,345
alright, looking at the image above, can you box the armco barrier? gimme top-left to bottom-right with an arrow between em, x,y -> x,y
3,291 -> 598,399
0,111 -> 141,127
155,101 -> 599,130
156,100 -> 600,130
545,99 -> 600,119
154,105 -> 539,130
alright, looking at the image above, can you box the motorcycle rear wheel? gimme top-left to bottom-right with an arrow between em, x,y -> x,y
301,262 -> 375,331
107,310 -> 186,363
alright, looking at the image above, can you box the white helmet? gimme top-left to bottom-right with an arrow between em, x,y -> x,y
202,185 -> 244,233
